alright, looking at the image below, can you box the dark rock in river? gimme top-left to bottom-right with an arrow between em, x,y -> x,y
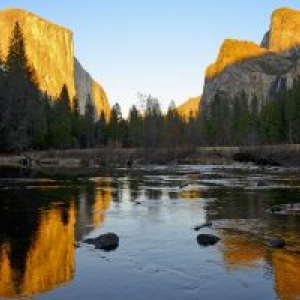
83,233 -> 119,251
197,234 -> 220,246
257,180 -> 270,187
194,222 -> 213,231
269,205 -> 282,214
266,239 -> 286,249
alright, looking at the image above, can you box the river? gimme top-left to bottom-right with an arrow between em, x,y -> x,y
0,164 -> 300,299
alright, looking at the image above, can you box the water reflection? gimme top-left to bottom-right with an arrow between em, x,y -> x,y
205,187 -> 300,300
0,189 -> 75,297
1,171 -> 300,299
0,184 -> 112,298
220,231 -> 300,300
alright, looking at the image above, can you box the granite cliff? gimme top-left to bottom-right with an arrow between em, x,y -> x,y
0,8 -> 109,117
176,96 -> 200,120
74,58 -> 110,117
201,7 -> 300,112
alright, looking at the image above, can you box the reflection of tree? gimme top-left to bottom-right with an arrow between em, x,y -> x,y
75,183 -> 112,241
129,177 -> 141,202
145,189 -> 162,200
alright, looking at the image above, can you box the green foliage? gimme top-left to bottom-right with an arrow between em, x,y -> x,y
83,94 -> 96,148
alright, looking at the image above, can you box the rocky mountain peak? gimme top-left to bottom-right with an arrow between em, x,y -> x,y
201,7 -> 300,113
269,7 -> 300,55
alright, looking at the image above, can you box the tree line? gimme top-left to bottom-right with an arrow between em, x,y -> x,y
203,77 -> 300,146
2,21 -> 300,153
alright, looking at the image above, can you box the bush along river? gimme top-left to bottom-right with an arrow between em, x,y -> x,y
0,164 -> 300,299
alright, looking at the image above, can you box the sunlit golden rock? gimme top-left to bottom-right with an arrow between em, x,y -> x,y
269,7 -> 300,54
0,8 -> 110,117
201,7 -> 300,113
176,96 -> 200,120
0,8 -> 75,101
92,80 -> 110,118
206,39 -> 270,80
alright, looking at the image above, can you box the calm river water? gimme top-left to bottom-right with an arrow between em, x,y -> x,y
0,165 -> 300,299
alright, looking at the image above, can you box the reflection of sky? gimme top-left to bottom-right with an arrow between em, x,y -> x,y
1,0 -> 300,114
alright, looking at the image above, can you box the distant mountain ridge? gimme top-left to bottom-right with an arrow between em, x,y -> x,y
176,96 -> 200,119
201,7 -> 300,112
0,8 -> 110,117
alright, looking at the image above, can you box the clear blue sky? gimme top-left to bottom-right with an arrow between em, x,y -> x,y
1,0 -> 300,115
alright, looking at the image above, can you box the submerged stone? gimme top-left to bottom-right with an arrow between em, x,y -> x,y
266,239 -> 286,249
197,234 -> 220,246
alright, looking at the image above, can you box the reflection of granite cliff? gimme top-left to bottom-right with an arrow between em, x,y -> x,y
0,8 -> 110,117
201,7 -> 300,111
0,205 -> 75,297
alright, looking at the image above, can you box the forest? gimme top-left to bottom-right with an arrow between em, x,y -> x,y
1,21 -> 300,153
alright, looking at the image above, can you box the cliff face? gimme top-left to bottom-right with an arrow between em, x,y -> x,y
0,8 -> 110,117
176,96 -> 200,120
201,7 -> 300,111
74,58 -> 110,117
268,7 -> 300,55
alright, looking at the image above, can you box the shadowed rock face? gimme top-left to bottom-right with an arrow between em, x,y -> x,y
74,58 -> 110,118
201,7 -> 300,112
0,8 -> 110,117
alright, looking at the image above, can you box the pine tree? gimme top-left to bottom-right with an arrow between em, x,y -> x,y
5,21 -> 42,151
51,84 -> 72,148
128,105 -> 143,147
83,94 -> 96,148
95,111 -> 107,146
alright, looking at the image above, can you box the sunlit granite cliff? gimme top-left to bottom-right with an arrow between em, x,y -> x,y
0,8 -> 110,117
176,96 -> 200,120
201,7 -> 300,111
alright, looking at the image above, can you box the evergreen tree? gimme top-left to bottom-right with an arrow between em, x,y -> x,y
95,111 -> 107,146
51,84 -> 72,148
144,96 -> 163,147
71,95 -> 82,147
5,21 -> 42,151
128,105 -> 143,147
164,101 -> 183,148
83,94 -> 96,148
107,103 -> 123,146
